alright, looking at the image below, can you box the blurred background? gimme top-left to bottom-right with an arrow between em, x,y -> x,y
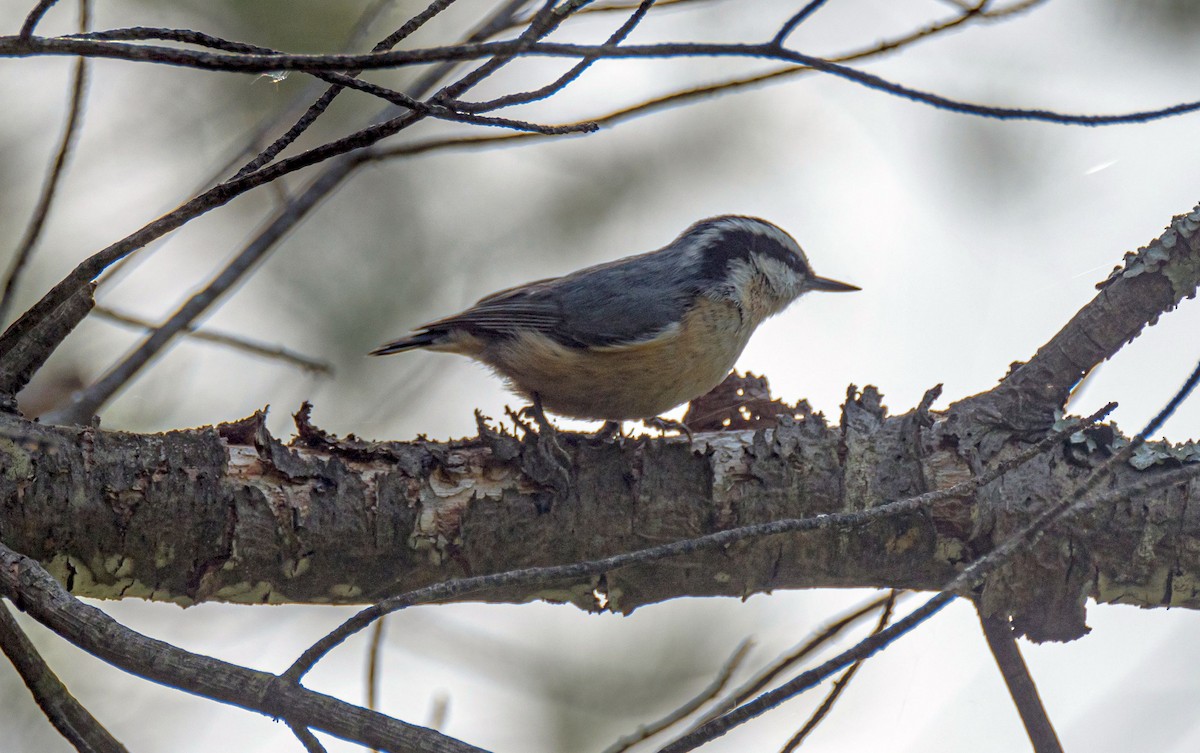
3,0 -> 1200,750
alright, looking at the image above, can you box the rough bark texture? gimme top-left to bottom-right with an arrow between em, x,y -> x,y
1,391 -> 1197,645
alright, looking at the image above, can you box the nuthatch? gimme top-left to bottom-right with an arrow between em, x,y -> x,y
371,216 -> 858,422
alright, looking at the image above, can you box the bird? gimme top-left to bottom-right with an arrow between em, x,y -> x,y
370,215 -> 858,426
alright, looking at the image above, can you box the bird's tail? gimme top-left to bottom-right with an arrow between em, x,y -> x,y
368,330 -> 440,356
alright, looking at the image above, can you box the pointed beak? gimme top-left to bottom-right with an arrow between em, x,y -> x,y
809,275 -> 861,293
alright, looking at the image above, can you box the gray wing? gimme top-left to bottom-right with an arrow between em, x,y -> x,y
419,255 -> 699,348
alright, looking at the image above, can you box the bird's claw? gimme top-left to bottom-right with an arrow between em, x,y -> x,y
643,416 -> 694,444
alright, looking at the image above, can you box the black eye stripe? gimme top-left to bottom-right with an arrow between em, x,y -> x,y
694,223 -> 806,282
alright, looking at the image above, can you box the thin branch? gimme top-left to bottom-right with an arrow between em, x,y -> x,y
0,544 -> 491,753
7,33 -> 1199,126
289,723 -> 329,753
37,2 -> 599,425
365,0 -> 1049,160
0,5 -> 554,374
657,469 -> 1200,752
433,0 -> 584,103
658,592 -> 957,753
366,616 -> 386,753
976,609 -> 1063,753
19,0 -> 59,38
560,0 -> 704,15
601,640 -> 753,753
94,0 -> 530,288
284,404 -> 1115,681
1139,357 -> 1200,439
92,306 -> 333,375
39,159 -> 358,426
69,27 -> 594,136
0,600 -> 129,753
455,0 -> 655,113
779,591 -> 899,752
0,282 -> 93,405
489,0 -> 713,37
771,0 -> 830,46
980,0 -> 1045,18
1,0 -> 90,327
235,0 -> 462,176
707,592 -> 899,720
151,0 -> 438,198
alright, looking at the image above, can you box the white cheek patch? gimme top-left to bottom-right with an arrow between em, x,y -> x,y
726,255 -> 803,322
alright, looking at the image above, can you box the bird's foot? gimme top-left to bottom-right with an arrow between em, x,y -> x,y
511,395 -> 571,493
643,416 -> 694,443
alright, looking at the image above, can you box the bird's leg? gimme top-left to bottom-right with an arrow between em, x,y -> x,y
516,393 -> 558,435
643,416 -> 694,443
516,393 -> 571,492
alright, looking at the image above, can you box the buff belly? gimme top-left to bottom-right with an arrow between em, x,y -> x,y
470,298 -> 753,420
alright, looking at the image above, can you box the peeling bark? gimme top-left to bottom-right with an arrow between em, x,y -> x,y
2,388 -> 1197,644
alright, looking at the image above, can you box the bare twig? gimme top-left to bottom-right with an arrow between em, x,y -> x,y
34,2 -> 606,426
366,616 -> 386,753
235,0 -> 462,176
19,0 -> 60,38
40,161 -> 358,426
779,591 -> 899,752
90,0 -> 506,293
367,0 -> 1049,161
4,29 -> 1196,127
92,306 -> 333,375
0,600 -> 129,753
70,27 -> 596,137
0,543 -> 491,753
705,591 -> 899,721
433,0 -> 584,103
563,0 -> 703,15
454,0 -> 655,113
981,0 -> 1044,18
1139,357 -> 1200,440
0,5 -> 563,379
1,0 -> 90,327
289,722 -> 329,753
976,609 -> 1063,753
658,592 -> 957,753
771,0 -> 830,46
601,640 -> 752,753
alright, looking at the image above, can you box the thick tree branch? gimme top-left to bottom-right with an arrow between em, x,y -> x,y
954,202 -> 1200,447
0,378 -> 1193,633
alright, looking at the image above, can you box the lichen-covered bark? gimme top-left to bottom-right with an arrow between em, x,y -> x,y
1,391 -> 1197,645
